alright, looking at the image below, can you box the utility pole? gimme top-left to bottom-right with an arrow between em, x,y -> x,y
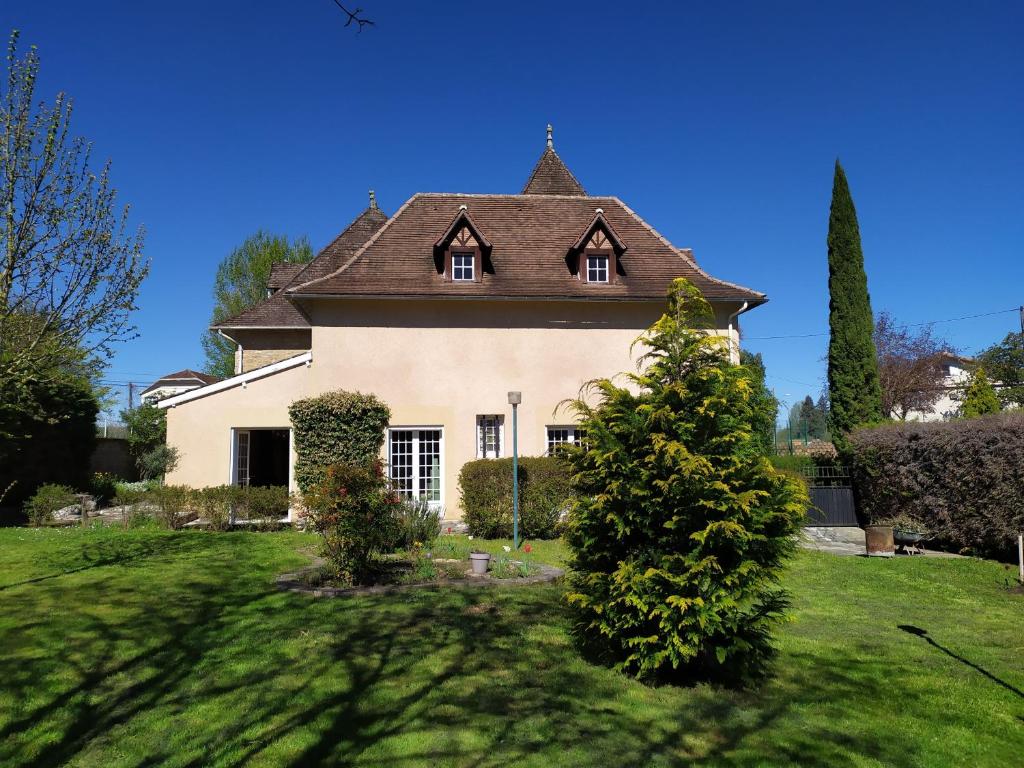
128,381 -> 134,411
1019,305 -> 1023,334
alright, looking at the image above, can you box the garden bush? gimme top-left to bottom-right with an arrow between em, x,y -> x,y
24,484 -> 77,526
393,497 -> 442,549
150,485 -> 191,530
458,456 -> 572,539
89,472 -> 119,507
564,279 -> 808,685
301,460 -> 403,584
849,412 -> 1024,559
191,486 -> 234,531
289,390 -> 391,493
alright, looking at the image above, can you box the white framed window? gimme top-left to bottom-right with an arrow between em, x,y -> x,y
388,427 -> 444,505
476,415 -> 504,459
452,252 -> 475,281
586,254 -> 609,283
546,426 -> 586,455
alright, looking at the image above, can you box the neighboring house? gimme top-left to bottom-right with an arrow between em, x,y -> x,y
158,129 -> 766,520
141,369 -> 222,405
906,352 -> 974,422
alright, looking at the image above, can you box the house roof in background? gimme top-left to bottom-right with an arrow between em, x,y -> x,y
214,203 -> 389,329
141,369 -> 221,394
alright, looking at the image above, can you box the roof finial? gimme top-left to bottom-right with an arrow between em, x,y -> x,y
368,189 -> 377,210
546,123 -> 553,150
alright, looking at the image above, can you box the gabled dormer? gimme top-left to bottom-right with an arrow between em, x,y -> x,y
433,206 -> 493,282
567,209 -> 627,284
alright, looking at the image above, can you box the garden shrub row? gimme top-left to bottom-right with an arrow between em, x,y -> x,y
458,456 -> 572,539
848,412 -> 1024,559
111,484 -> 291,530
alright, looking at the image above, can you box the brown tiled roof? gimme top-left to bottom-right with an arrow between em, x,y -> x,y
214,205 -> 389,329
142,369 -> 221,394
289,194 -> 765,303
267,263 -> 306,290
522,148 -> 586,196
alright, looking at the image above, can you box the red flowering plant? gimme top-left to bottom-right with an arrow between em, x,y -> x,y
301,460 -> 403,584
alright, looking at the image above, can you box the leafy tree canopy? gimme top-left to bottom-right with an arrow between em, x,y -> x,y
977,331 -> 1024,409
874,312 -> 955,420
0,31 -> 148,429
202,231 -> 313,378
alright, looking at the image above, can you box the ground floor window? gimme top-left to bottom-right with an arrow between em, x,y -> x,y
388,428 -> 443,504
546,425 -> 585,455
476,415 -> 504,459
233,428 -> 290,487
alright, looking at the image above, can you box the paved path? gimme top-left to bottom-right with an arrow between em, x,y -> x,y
800,527 -> 963,558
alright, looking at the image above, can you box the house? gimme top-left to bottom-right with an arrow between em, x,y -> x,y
159,128 -> 766,520
141,369 -> 222,405
907,352 -> 974,422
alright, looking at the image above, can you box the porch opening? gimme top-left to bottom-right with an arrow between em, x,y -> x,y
234,428 -> 290,487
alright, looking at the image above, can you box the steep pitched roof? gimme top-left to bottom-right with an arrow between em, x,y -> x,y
289,194 -> 765,303
267,263 -> 306,291
214,203 -> 389,329
142,369 -> 221,395
521,148 -> 586,196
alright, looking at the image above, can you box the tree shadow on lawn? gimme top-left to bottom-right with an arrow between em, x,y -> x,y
898,624 -> 1024,701
0,530 -> 209,592
0,540 -> 923,768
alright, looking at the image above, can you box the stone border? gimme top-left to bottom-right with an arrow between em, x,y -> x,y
276,558 -> 565,598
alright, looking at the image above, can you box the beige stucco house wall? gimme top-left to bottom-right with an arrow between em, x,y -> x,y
164,298 -> 743,521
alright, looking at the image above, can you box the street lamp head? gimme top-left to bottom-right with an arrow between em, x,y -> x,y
507,391 -> 522,405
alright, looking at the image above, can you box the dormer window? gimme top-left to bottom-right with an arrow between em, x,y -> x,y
433,208 -> 492,282
568,209 -> 627,284
586,253 -> 609,283
452,251 -> 475,281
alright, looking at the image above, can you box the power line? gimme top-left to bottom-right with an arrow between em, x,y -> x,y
746,306 -> 1020,341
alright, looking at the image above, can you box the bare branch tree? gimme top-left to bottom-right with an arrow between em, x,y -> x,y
874,312 -> 955,420
329,1 -> 375,32
0,31 -> 148,430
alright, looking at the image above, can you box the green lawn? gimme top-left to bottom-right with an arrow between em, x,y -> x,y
1,527 -> 1022,767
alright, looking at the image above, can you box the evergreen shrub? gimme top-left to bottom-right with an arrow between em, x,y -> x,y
565,279 -> 808,685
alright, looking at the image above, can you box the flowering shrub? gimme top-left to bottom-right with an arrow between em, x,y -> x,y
301,461 -> 403,584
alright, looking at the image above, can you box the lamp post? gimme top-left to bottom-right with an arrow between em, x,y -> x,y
508,391 -> 521,548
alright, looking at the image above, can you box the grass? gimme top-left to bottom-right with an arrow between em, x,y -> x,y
0,526 -> 1021,767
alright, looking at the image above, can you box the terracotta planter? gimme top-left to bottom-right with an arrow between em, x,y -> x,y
469,551 -> 491,575
865,525 -> 895,557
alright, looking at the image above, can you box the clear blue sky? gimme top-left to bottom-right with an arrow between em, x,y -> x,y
7,1 -> 1023,420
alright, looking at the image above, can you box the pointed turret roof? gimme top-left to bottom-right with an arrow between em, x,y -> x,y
521,124 -> 586,196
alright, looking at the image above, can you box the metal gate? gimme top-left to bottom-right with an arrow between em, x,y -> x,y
802,466 -> 858,527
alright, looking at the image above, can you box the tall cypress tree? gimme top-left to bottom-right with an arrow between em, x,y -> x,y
826,161 -> 882,450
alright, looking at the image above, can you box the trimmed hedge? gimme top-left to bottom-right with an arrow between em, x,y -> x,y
288,390 -> 391,493
458,456 -> 572,539
849,412 -> 1024,559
